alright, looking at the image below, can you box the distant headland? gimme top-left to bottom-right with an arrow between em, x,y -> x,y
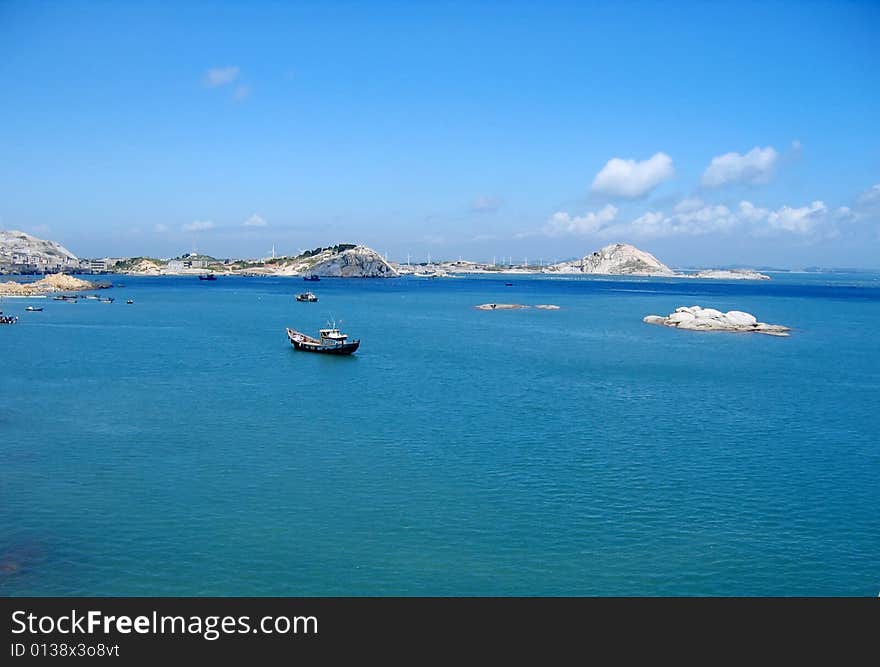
2,229 -> 775,280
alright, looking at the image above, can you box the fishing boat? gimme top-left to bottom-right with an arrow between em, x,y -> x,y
286,324 -> 360,355
198,274 -> 217,281
25,306 -> 43,312
303,274 -> 320,282
296,291 -> 318,302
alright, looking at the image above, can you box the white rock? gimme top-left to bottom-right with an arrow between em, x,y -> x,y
667,311 -> 696,325
692,269 -> 771,280
724,310 -> 757,327
643,305 -> 790,336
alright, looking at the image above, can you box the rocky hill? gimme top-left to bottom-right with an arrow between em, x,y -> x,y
547,243 -> 674,276
0,230 -> 79,269
307,245 -> 398,278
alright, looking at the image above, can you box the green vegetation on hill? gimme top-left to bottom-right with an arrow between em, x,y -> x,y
113,257 -> 164,271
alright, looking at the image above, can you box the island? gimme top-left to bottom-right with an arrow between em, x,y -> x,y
643,306 -> 791,336
0,273 -> 103,296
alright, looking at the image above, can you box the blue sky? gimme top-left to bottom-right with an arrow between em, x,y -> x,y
1,0 -> 878,267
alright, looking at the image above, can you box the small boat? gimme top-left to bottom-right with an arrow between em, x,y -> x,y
126,299 -> 134,304
286,325 -> 360,355
303,274 -> 320,282
198,274 -> 217,281
53,295 -> 78,302
505,282 -> 513,286
25,306 -> 43,311
296,291 -> 318,302
0,313 -> 18,324
100,297 -> 114,303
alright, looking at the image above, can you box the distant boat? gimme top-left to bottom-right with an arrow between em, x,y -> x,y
505,282 -> 513,286
296,291 -> 318,302
198,274 -> 217,281
100,297 -> 114,303
0,313 -> 18,324
25,306 -> 43,312
303,274 -> 320,282
53,295 -> 77,302
286,324 -> 360,355
126,299 -> 134,304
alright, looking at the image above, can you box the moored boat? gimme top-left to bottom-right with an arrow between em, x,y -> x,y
296,291 -> 318,302
25,305 -> 43,311
286,325 -> 360,355
198,274 -> 217,281
303,274 -> 320,282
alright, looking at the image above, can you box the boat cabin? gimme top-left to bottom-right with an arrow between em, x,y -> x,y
319,328 -> 348,343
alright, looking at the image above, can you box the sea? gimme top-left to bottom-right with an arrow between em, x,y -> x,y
1,272 -> 878,596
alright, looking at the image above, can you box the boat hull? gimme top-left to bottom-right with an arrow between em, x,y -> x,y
291,339 -> 360,354
286,328 -> 359,355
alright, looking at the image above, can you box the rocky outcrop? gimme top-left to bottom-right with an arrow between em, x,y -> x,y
0,230 -> 78,267
692,269 -> 770,280
475,303 -> 560,310
307,245 -> 398,278
643,306 -> 790,336
117,258 -> 163,275
0,273 -> 98,296
546,243 -> 674,276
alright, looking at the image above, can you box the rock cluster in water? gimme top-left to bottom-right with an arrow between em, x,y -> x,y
475,303 -> 560,310
643,306 -> 791,336
691,269 -> 770,280
0,273 -> 99,296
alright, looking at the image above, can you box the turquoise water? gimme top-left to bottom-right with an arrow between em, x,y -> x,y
1,273 -> 879,596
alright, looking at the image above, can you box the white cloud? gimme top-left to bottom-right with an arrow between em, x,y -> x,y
472,196 -> 501,212
543,204 -> 618,236
154,224 -> 169,233
737,200 -> 851,238
701,146 -> 778,188
673,197 -> 704,214
233,85 -> 251,101
591,152 -> 674,199
204,66 -> 240,87
244,214 -> 267,227
624,204 -> 738,238
857,184 -> 880,207
766,201 -> 828,234
834,206 -> 854,222
182,220 -> 215,232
